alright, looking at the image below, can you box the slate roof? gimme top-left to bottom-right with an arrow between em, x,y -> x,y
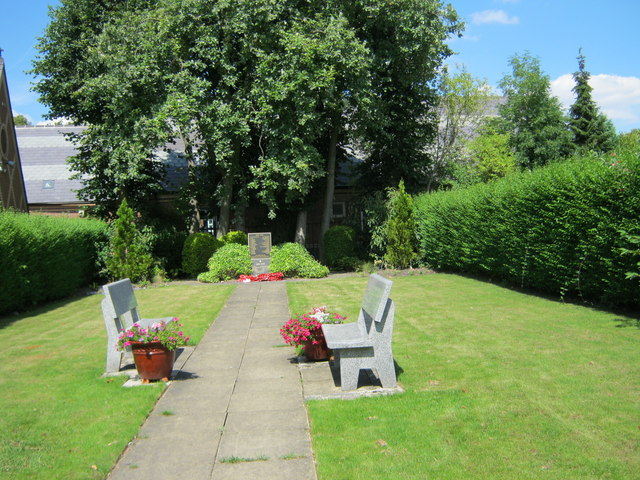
15,126 -> 188,204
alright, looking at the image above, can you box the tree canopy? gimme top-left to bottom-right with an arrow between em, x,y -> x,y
32,0 -> 462,241
497,52 -> 573,170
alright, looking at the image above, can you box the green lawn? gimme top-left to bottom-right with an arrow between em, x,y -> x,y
0,283 -> 234,480
287,273 -> 640,480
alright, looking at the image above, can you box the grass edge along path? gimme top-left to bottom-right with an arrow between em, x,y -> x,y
287,274 -> 639,480
0,283 -> 234,480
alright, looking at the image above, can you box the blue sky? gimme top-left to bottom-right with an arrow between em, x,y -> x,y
2,0 -> 639,132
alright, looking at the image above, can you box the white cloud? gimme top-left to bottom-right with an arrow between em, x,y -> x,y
471,10 -> 520,25
551,73 -> 640,130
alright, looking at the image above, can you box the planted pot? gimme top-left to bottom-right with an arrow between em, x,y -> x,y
304,328 -> 331,361
130,341 -> 175,382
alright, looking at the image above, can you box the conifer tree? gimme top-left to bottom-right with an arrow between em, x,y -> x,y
569,51 -> 617,153
106,198 -> 154,283
384,180 -> 417,269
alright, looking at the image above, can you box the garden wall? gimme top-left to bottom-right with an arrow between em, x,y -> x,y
415,150 -> 640,308
0,211 -> 108,315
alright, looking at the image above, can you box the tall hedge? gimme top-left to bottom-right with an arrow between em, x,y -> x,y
415,149 -> 640,308
0,211 -> 108,315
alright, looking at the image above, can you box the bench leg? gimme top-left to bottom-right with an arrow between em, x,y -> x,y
338,348 -> 374,391
106,347 -> 122,373
376,357 -> 397,388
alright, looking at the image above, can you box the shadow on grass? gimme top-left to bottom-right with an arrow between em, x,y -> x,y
0,289 -> 99,331
447,271 -> 640,321
613,317 -> 640,328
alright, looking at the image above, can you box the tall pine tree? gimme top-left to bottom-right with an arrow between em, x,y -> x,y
569,51 -> 617,153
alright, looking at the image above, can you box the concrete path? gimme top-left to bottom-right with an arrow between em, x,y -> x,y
108,282 -> 317,480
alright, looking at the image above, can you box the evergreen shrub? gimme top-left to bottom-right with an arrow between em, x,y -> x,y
181,232 -> 222,278
197,243 -> 252,283
270,243 -> 329,278
0,210 -> 107,315
324,225 -> 358,270
415,149 -> 640,308
104,199 -> 154,283
220,230 -> 248,245
385,180 -> 418,269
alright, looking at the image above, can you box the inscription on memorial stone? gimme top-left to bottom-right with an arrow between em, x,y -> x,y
248,232 -> 272,275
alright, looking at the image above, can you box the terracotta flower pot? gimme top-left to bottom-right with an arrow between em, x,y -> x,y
130,341 -> 175,382
304,328 -> 331,361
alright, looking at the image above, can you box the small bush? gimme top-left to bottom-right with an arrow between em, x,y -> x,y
324,226 -> 357,270
197,243 -> 252,283
182,233 -> 222,278
270,243 -> 329,278
220,230 -> 248,245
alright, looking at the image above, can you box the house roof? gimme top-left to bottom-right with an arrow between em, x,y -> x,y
15,126 -> 188,204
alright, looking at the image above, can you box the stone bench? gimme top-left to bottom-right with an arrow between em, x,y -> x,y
101,278 -> 174,374
321,274 -> 397,390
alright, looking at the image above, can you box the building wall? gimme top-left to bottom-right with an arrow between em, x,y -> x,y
0,58 -> 28,212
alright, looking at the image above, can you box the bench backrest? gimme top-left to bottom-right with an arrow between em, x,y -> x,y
358,274 -> 393,341
101,279 -> 141,337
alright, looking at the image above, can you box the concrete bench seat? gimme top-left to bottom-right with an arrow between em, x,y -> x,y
322,273 -> 396,390
101,278 -> 174,374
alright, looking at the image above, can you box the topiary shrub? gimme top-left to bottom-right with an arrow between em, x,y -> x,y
270,243 -> 329,278
182,232 -> 222,278
324,225 -> 358,270
220,230 -> 248,245
197,243 -> 252,283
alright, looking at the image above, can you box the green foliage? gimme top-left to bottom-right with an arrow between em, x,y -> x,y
270,243 -> 329,279
13,114 -> 30,126
467,123 -> 516,182
324,226 -> 358,270
434,67 -> 493,189
220,230 -> 248,246
570,52 -> 618,153
384,181 -> 418,269
104,199 -> 154,283
0,210 -> 107,315
181,233 -> 222,278
415,147 -> 640,308
197,244 -> 252,283
619,230 -> 640,281
498,52 -> 573,170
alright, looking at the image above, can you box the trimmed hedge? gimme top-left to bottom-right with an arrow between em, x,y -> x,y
0,211 -> 108,315
415,150 -> 640,308
324,225 -> 358,270
182,232 -> 222,277
197,243 -> 252,283
270,243 -> 329,278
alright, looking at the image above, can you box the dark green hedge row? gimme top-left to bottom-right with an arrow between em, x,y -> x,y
415,150 -> 640,308
0,211 -> 108,315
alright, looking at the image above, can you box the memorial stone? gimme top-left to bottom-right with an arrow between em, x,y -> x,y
248,232 -> 272,275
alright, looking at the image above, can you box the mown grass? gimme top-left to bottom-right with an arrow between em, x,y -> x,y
0,283 -> 234,479
287,273 -> 640,480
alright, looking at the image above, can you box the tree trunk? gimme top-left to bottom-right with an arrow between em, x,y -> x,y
217,173 -> 233,238
319,125 -> 339,261
181,133 -> 202,234
295,210 -> 307,245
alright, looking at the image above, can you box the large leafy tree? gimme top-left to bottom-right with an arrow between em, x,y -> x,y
32,0 -> 462,244
498,52 -> 573,170
349,0 -> 462,193
569,51 -> 617,153
432,67 -> 492,190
